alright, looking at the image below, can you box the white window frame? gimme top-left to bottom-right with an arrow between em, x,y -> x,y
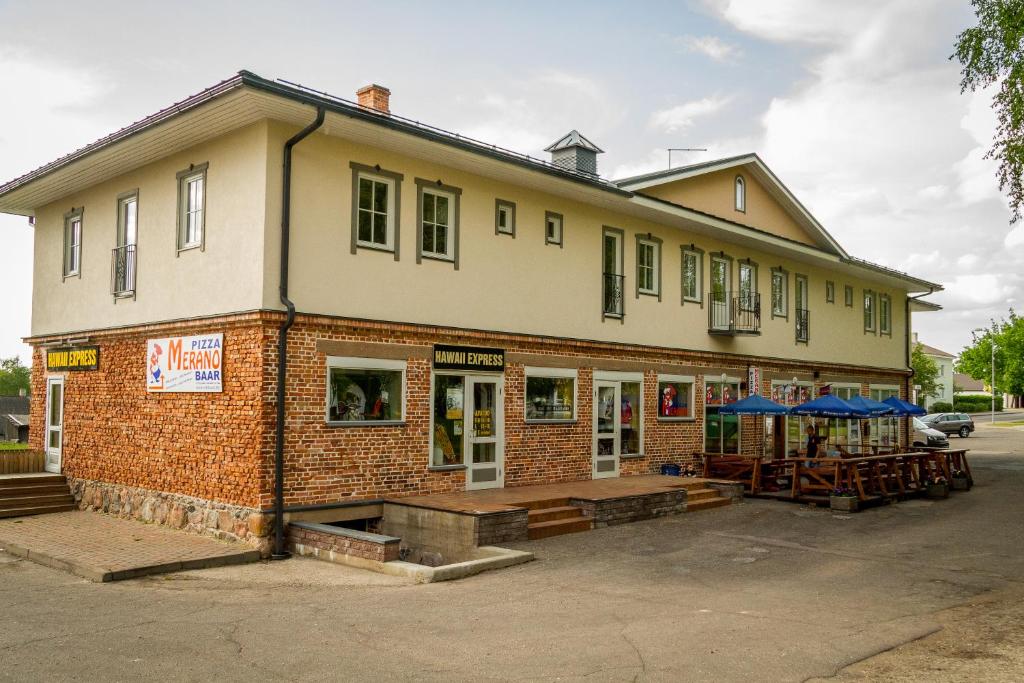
495,199 -> 515,236
734,175 -> 746,212
864,290 -> 876,333
681,247 -> 703,303
656,374 -> 696,422
637,239 -> 660,296
356,171 -> 397,251
420,187 -> 455,260
545,211 -> 563,246
704,376 -> 743,454
738,261 -> 757,311
325,356 -> 407,426
63,209 -> 83,279
524,367 -> 578,423
593,369 -> 644,456
879,294 -> 892,335
176,164 -> 208,253
771,269 -> 788,318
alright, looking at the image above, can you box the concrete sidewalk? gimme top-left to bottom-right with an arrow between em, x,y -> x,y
0,511 -> 259,581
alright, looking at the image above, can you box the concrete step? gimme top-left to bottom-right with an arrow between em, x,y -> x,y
686,497 -> 732,512
686,488 -> 721,502
513,498 -> 572,511
527,516 -> 592,540
527,506 -> 583,524
0,503 -> 75,519
0,493 -> 75,509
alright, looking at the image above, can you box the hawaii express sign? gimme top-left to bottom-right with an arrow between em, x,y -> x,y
147,333 -> 223,393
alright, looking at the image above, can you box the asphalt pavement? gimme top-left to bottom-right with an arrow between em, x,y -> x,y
2,425 -> 1022,681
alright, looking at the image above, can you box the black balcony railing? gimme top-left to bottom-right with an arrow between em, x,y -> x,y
796,307 -> 810,343
707,291 -> 761,335
603,272 -> 624,317
111,244 -> 136,297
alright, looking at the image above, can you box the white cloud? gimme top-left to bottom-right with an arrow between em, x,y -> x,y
676,35 -> 742,62
650,96 -> 733,134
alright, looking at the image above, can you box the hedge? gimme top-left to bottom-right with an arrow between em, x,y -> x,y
953,394 -> 1003,412
929,401 -> 953,413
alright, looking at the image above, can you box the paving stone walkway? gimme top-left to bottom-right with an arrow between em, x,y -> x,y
0,511 -> 259,582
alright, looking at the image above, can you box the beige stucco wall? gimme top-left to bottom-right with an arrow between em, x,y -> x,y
265,121 -> 909,370
31,122 -> 269,336
640,169 -> 819,248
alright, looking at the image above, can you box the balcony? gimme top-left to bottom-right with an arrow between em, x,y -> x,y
111,244 -> 136,298
603,272 -> 624,317
796,308 -> 810,343
707,291 -> 761,336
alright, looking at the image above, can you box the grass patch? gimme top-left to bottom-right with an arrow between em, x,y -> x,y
0,442 -> 30,451
990,421 -> 1024,428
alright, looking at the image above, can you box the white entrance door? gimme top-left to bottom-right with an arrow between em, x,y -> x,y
466,376 -> 504,490
45,376 -> 64,473
593,380 -> 621,479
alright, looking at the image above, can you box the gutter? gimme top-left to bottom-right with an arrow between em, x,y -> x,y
272,106 -> 325,560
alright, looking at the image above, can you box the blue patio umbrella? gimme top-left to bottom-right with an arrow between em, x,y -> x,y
789,394 -> 869,418
846,394 -> 895,417
881,396 -> 927,416
717,394 -> 790,416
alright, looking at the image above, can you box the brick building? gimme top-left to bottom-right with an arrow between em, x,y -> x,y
0,72 -> 940,553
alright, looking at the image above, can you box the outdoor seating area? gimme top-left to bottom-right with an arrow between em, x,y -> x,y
699,391 -> 973,511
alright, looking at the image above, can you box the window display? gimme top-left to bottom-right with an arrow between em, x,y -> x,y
327,365 -> 403,423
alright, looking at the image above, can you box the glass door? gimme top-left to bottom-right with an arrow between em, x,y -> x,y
593,381 -> 620,478
466,377 -> 503,490
710,257 -> 730,330
602,231 -> 624,317
45,376 -> 64,473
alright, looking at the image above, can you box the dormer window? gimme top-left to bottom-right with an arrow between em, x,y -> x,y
734,175 -> 746,213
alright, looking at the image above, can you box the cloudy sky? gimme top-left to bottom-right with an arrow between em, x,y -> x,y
0,0 -> 1011,364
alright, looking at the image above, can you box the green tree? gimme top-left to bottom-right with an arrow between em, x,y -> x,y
953,1 -> 1024,222
0,357 -> 31,396
954,311 -> 1024,396
911,343 -> 941,402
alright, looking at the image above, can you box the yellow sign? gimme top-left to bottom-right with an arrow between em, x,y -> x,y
46,346 -> 100,372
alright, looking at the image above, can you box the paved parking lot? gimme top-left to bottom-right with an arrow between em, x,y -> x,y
1,425 -> 1021,681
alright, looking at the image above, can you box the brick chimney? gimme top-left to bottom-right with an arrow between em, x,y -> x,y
356,84 -> 391,114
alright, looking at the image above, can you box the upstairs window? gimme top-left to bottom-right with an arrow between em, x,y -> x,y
63,208 -> 83,278
771,268 -> 788,318
545,211 -> 563,246
844,284 -> 854,307
495,199 -> 515,236
636,236 -> 661,297
738,260 -> 757,311
357,174 -> 395,249
176,163 -> 208,251
826,280 -> 835,304
416,179 -> 462,266
681,247 -> 703,304
734,175 -> 746,212
880,294 -> 892,335
864,290 -> 876,332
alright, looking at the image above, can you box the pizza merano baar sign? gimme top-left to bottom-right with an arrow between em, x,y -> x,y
46,346 -> 100,371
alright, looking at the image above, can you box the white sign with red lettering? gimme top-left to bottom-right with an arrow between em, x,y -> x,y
146,333 -> 223,393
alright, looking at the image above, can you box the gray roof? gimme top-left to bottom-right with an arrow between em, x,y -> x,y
4,414 -> 28,427
954,373 -> 985,392
918,342 -> 955,358
544,130 -> 604,154
0,396 -> 29,415
613,153 -> 754,186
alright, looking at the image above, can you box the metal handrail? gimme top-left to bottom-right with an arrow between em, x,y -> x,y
111,244 -> 136,296
796,307 -> 810,342
603,272 -> 624,317
707,291 -> 761,334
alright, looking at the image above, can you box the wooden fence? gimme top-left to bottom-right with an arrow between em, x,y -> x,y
0,449 -> 46,474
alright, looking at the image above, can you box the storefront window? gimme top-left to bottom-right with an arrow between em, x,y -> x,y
326,359 -> 404,423
432,375 -> 465,466
704,379 -> 740,454
657,378 -> 694,420
525,370 -> 576,422
829,385 -> 861,450
621,381 -> 641,455
870,387 -> 900,446
772,381 -> 813,457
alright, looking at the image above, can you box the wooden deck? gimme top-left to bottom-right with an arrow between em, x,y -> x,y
384,475 -> 723,514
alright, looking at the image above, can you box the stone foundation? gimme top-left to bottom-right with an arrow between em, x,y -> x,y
69,478 -> 271,556
287,521 -> 400,562
575,490 -> 688,528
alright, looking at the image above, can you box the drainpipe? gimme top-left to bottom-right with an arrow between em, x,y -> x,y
272,107 -> 325,560
906,287 -> 935,447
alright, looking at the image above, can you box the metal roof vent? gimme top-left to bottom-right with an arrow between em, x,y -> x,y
544,130 -> 604,176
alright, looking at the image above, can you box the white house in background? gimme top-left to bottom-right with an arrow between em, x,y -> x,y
914,334 -> 954,409
954,372 -> 987,396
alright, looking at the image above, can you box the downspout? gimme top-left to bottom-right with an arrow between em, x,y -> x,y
906,287 -> 935,448
272,107 -> 325,560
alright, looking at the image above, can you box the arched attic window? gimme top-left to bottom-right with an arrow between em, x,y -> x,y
734,175 -> 746,213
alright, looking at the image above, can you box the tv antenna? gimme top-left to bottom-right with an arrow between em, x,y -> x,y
668,148 -> 708,169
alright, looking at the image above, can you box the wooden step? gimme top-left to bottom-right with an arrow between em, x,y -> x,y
0,504 -> 75,519
527,516 -> 592,540
513,498 -> 572,511
0,493 -> 75,509
686,497 -> 732,512
686,488 -> 721,502
0,474 -> 67,487
527,506 -> 583,524
0,483 -> 71,497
